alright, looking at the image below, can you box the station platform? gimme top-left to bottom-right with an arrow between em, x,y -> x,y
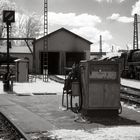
0,94 -> 140,139
0,78 -> 140,139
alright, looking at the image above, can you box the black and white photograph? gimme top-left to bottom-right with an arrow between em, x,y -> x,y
0,0 -> 140,139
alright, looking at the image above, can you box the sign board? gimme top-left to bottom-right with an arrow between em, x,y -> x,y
90,71 -> 117,80
3,10 -> 15,23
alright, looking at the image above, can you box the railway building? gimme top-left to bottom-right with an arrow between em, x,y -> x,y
0,28 -> 92,75
90,52 -> 106,60
34,27 -> 92,75
0,46 -> 33,73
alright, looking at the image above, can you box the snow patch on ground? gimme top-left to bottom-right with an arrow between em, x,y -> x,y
13,78 -> 63,95
56,75 -> 65,80
0,77 -> 64,95
49,126 -> 140,140
122,102 -> 140,113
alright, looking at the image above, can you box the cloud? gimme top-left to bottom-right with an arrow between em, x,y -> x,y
71,27 -> 112,42
49,12 -> 113,52
107,13 -> 133,23
90,43 -> 122,52
49,12 -> 112,42
71,26 -> 113,52
90,42 -> 111,52
49,12 -> 101,27
107,13 -> 120,20
132,0 -> 140,15
95,0 -> 125,3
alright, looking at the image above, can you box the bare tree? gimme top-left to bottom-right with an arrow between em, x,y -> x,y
12,12 -> 43,46
24,13 -> 42,38
12,13 -> 28,46
0,0 -> 43,46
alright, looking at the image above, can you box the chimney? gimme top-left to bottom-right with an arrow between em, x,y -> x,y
99,35 -> 102,56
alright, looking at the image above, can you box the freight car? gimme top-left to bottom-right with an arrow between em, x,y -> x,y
120,49 -> 140,80
0,53 -> 17,78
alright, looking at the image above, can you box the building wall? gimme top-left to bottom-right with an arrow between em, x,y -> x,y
35,29 -> 91,74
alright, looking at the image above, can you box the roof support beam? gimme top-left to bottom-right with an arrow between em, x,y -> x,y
24,40 -> 33,54
0,37 -> 36,55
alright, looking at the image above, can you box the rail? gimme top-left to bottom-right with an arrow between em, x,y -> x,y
121,85 -> 140,104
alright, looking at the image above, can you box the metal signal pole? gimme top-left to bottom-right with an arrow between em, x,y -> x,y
3,10 -> 15,91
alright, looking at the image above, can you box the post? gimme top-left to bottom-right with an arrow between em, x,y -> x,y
3,10 -> 15,92
5,22 -> 10,91
7,23 -> 10,74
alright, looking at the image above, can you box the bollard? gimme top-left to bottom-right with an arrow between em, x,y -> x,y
3,73 -> 13,92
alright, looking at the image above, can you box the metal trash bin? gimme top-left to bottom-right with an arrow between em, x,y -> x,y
15,59 -> 29,82
80,60 -> 121,116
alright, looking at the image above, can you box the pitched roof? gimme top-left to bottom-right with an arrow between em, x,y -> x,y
36,27 -> 93,44
0,46 -> 33,54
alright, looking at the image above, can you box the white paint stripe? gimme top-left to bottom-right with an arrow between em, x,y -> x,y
5,12 -> 11,18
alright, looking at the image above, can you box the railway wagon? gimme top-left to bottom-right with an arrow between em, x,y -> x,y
0,53 -> 17,80
120,49 -> 140,80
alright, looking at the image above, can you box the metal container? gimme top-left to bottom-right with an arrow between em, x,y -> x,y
80,60 -> 121,115
72,81 -> 80,96
15,59 -> 29,82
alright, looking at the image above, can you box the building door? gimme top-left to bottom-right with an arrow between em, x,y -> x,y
48,52 -> 60,74
40,52 -> 60,74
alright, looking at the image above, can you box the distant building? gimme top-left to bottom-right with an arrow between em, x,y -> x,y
35,28 -> 92,75
0,46 -> 33,73
118,49 -> 128,53
90,52 -> 106,60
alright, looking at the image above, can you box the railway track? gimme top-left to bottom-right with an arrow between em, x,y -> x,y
0,112 -> 29,140
120,85 -> 140,104
51,75 -> 140,105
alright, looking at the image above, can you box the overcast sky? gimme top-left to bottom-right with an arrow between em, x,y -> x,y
12,0 -> 140,52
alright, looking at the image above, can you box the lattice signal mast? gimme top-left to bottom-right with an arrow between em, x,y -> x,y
133,14 -> 139,50
43,0 -> 48,81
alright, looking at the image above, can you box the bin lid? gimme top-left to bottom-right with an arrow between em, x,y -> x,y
14,58 -> 29,63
